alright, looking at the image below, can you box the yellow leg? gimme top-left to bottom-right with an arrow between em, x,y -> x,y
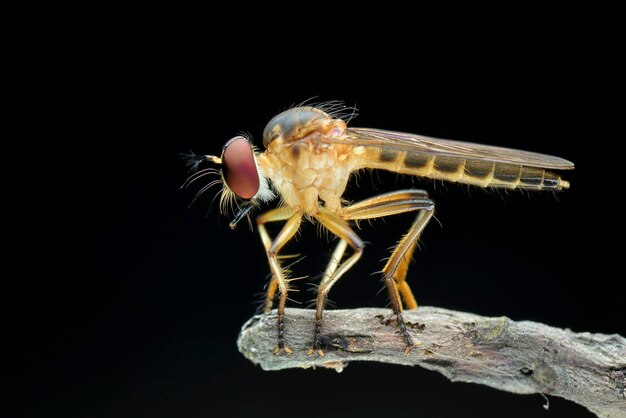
343,189 -> 434,354
257,207 -> 293,313
322,239 -> 348,284
309,209 -> 364,356
256,207 -> 301,354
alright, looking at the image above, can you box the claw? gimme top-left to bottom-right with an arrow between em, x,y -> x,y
394,312 -> 423,355
307,347 -> 325,357
273,346 -> 293,355
403,341 -> 421,356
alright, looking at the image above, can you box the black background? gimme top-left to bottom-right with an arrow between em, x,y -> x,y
10,5 -> 625,418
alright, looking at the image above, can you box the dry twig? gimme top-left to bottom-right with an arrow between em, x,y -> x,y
238,307 -> 626,418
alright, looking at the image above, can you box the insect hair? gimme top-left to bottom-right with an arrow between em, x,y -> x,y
287,98 -> 359,124
314,100 -> 359,123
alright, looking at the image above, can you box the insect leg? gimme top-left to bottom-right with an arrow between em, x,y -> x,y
257,209 -> 302,354
257,207 -> 294,313
322,239 -> 348,284
343,189 -> 434,355
309,210 -> 364,356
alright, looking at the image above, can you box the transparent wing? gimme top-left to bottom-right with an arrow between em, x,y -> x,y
326,128 -> 574,170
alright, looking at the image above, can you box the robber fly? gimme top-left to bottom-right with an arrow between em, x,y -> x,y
184,103 -> 573,356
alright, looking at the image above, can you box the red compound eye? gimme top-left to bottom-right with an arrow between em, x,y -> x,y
221,136 -> 260,200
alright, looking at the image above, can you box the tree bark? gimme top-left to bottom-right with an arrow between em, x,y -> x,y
237,307 -> 626,418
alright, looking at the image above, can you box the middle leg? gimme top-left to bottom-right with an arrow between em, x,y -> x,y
309,210 -> 364,356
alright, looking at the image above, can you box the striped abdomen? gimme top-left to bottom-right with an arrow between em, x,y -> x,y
361,148 -> 570,191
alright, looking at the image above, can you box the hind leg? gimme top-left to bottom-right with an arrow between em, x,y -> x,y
343,189 -> 434,355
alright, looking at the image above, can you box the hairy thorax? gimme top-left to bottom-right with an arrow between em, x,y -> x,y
257,132 -> 356,215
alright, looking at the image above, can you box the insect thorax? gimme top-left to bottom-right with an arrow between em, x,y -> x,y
257,133 -> 356,215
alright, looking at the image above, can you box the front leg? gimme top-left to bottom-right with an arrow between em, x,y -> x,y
257,209 -> 302,354
257,207 -> 293,313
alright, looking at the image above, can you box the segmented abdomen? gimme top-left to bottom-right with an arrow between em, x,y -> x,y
361,148 -> 570,190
